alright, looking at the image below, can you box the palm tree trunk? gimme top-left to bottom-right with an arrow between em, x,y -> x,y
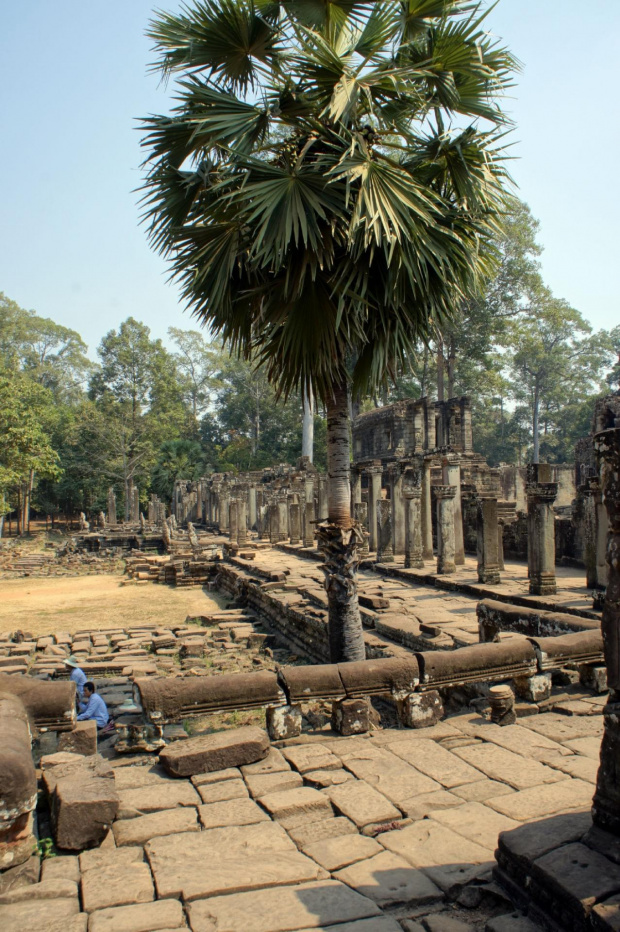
316,373 -> 365,663
437,338 -> 445,401
302,388 -> 314,462
532,382 -> 540,464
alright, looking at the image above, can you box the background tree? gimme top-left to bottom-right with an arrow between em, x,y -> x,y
168,327 -> 217,428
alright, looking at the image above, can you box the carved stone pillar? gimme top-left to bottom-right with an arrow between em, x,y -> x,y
421,458 -> 434,560
477,497 -> 501,584
219,486 -> 230,532
289,502 -> 301,545
269,501 -> 279,544
389,464 -> 406,555
376,499 -> 394,563
595,478 -> 610,588
248,486 -> 257,530
228,499 -> 238,544
237,497 -> 248,546
435,485 -> 457,574
107,488 -> 117,527
404,487 -> 423,569
497,500 -> 517,571
303,500 -> 315,548
526,464 -> 558,595
318,477 -> 328,520
443,454 -> 464,565
367,464 -> 383,553
592,424 -> 620,834
277,498 -> 288,542
354,502 -> 369,556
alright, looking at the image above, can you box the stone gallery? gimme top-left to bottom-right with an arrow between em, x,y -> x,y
1,389 -> 619,931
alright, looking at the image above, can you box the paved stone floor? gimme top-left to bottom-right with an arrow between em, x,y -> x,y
3,710 -> 603,931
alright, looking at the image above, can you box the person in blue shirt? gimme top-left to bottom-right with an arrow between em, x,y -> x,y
64,656 -> 87,698
77,682 -> 109,729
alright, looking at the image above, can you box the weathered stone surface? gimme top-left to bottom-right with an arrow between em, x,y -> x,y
266,704 -> 302,740
0,878 -> 78,903
58,720 -> 97,756
343,756 -> 440,808
294,922 -> 402,932
113,807 -> 199,846
197,797 -> 269,830
400,790 -> 462,820
331,698 -> 371,736
79,846 -> 143,873
0,854 -> 40,893
325,780 -> 401,828
399,691 -> 444,728
81,857 -> 154,912
0,899 -> 83,932
417,915 -> 476,932
113,766 -> 174,791
241,748 -> 289,775
259,786 -> 332,829
245,769 -> 303,798
429,801 -> 519,850
485,915 -> 543,932
288,816 -> 358,848
185,879 -> 381,932
497,810 -> 593,869
41,854 -> 79,883
196,778 -> 248,804
487,778 -> 593,821
191,767 -> 241,786
117,782 -> 199,817
334,850 -> 441,906
302,834 -> 382,871
453,743 -> 568,790
88,899 -> 185,932
378,819 -> 493,894
159,726 -> 269,776
282,744 -> 342,774
146,822 -> 322,900
303,769 -> 354,789
593,892 -> 620,931
451,779 -> 515,802
520,712 -> 602,743
389,738 -> 482,788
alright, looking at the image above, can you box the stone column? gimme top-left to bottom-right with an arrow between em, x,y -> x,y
269,502 -> 279,544
404,487 -> 423,569
376,499 -> 394,563
367,464 -> 383,553
526,464 -> 558,596
595,479 -> 610,588
219,486 -> 230,532
289,502 -> 301,545
435,485 -> 457,574
318,477 -> 328,520
421,458 -> 433,560
443,454 -> 464,565
228,500 -> 238,544
277,498 -> 288,542
248,486 -> 257,530
354,502 -> 369,556
131,486 -> 140,524
497,501 -> 516,572
476,497 -> 501,584
389,464 -> 406,555
303,500 -> 315,548
237,497 -> 248,546
592,424 -> 620,835
107,488 -> 117,526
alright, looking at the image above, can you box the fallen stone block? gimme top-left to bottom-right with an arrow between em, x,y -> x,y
159,725 -> 269,776
266,703 -> 302,740
45,754 -> 119,850
331,698 -> 371,735
0,693 -> 37,870
58,720 -> 97,756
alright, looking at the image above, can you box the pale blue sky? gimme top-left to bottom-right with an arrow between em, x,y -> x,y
1,1 -> 618,358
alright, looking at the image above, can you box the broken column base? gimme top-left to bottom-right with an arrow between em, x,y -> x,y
580,664 -> 608,694
266,704 -> 302,741
477,565 -> 501,585
529,573 -> 557,596
495,811 -> 620,932
331,698 -> 370,736
514,673 -> 552,703
0,813 -> 36,873
489,684 -> 517,726
114,723 -> 165,754
397,690 -> 444,729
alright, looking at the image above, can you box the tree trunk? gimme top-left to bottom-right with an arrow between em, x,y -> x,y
302,388 -> 314,462
447,337 -> 456,399
532,381 -> 540,464
316,374 -> 365,663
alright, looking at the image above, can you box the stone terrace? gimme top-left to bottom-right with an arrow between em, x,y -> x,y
1,710 -> 604,932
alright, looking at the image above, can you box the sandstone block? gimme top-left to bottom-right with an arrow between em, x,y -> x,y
487,778 -> 594,821
113,807 -> 199,846
41,854 -> 80,883
266,704 -> 302,740
244,769 -> 303,798
0,899 -> 83,932
334,850 -> 441,906
81,857 -> 154,912
58,720 -> 97,756
282,744 -> 342,774
191,767 -> 240,786
159,726 -> 269,776
145,821 -> 322,900
0,878 -> 78,904
116,782 -> 199,818
399,690 -> 444,728
240,747 -> 289,775
198,797 -> 270,829
302,833 -> 382,871
49,756 -> 119,850
79,846 -> 143,874
196,778 -> 248,804
88,899 -> 185,932
185,879 -> 381,932
288,816 -> 358,848
325,780 -> 401,829
331,698 -> 371,736
259,786 -> 333,829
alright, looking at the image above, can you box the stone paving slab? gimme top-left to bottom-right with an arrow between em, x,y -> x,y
185,879 -> 381,932
112,808 -> 200,846
145,822 -> 324,900
88,899 -> 185,932
427,801 -> 520,850
486,778 -> 594,821
116,782 -> 200,817
333,849 -> 441,906
197,797 -> 270,830
452,743 -> 569,790
196,778 -> 249,804
324,780 -> 401,829
80,858 -> 154,912
386,738 -> 482,788
302,834 -> 382,872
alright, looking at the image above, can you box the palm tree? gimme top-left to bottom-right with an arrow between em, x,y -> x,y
140,0 -> 517,661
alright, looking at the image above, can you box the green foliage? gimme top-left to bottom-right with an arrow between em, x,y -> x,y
35,836 -> 56,859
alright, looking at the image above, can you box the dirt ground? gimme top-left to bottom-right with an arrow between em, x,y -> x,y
0,574 -> 227,636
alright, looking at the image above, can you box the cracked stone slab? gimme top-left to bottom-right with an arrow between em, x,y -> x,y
325,780 -> 401,828
334,849 -> 442,906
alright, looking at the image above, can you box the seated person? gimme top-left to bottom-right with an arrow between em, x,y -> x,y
64,655 -> 87,697
77,682 -> 109,729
